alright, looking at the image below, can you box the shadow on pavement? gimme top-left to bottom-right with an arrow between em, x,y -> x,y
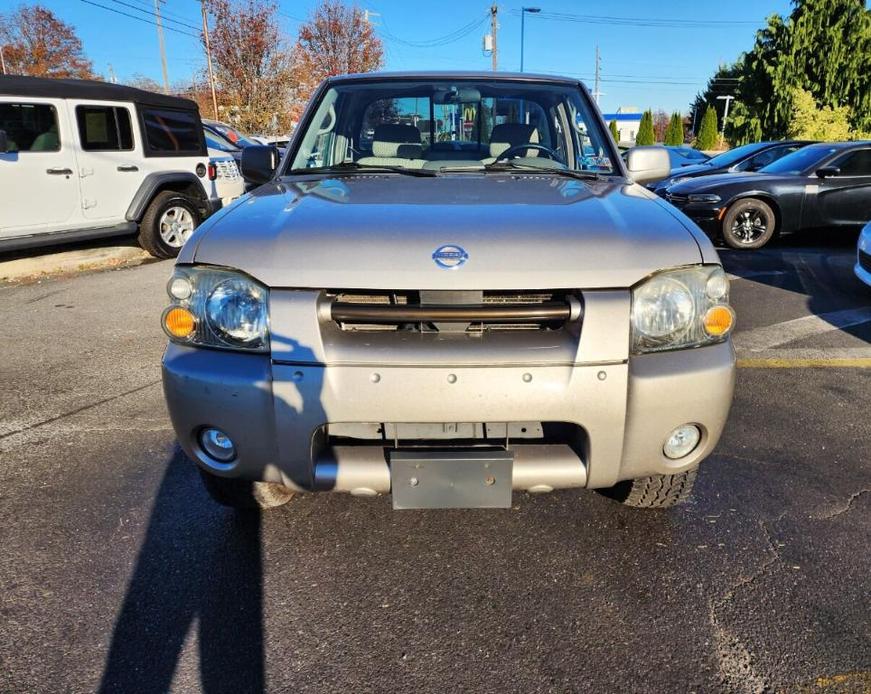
719,229 -> 871,344
99,448 -> 264,693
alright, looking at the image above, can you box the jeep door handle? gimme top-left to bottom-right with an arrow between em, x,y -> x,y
46,168 -> 73,175
117,165 -> 139,172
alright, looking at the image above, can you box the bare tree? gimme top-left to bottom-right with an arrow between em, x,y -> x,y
653,109 -> 670,143
204,0 -> 294,133
291,0 -> 384,119
0,4 -> 94,78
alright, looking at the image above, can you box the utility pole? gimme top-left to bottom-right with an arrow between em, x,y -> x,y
592,44 -> 602,105
201,0 -> 219,119
716,94 -> 734,146
489,4 -> 498,71
0,46 -> 6,76
154,0 -> 170,93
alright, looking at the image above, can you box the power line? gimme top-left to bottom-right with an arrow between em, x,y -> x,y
79,0 -> 200,38
104,0 -> 201,31
126,0 -> 199,25
380,13 -> 489,48
509,9 -> 762,29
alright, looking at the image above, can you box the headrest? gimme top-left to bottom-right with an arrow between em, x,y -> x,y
372,123 -> 422,158
489,123 -> 540,158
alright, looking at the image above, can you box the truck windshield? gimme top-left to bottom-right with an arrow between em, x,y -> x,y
288,78 -> 616,175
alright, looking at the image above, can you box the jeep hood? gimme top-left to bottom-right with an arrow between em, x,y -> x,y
187,174 -> 707,290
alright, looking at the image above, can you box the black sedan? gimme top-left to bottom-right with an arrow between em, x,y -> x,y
665,141 -> 871,249
651,140 -> 811,194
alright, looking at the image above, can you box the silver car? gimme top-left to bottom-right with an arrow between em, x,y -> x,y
161,72 -> 736,511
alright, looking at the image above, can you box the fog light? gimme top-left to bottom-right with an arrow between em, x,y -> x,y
663,424 -> 701,460
200,428 -> 236,462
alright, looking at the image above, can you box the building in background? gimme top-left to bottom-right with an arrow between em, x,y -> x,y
601,107 -> 642,146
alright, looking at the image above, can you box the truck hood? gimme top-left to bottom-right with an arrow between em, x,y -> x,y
188,174 -> 705,290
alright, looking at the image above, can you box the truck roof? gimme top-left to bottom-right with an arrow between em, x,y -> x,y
0,75 -> 199,111
324,71 -> 584,87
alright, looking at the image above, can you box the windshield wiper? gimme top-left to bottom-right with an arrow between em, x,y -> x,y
286,162 -> 438,177
480,161 -> 606,181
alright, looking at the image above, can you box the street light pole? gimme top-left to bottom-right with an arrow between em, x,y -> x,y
716,94 -> 734,146
519,7 -> 540,73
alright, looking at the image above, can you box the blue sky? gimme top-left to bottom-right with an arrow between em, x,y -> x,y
33,0 -> 796,114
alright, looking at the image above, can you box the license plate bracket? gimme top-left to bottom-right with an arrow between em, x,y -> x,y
390,450 -> 513,509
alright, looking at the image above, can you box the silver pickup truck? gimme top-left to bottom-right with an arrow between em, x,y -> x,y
161,71 -> 736,511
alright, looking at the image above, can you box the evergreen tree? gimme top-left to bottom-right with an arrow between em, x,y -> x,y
635,110 -> 655,145
609,119 -> 619,142
692,0 -> 871,141
664,112 -> 684,145
696,106 -> 719,150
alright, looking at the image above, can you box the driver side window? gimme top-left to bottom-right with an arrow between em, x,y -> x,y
832,149 -> 871,176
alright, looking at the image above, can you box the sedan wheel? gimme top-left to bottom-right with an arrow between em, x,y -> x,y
722,198 -> 776,250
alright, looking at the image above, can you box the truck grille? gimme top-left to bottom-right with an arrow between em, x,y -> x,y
329,290 -> 582,332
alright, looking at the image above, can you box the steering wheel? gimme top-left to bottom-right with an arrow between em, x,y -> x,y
493,143 -> 559,163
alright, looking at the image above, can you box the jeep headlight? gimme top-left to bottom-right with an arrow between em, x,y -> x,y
631,265 -> 734,353
162,266 -> 269,352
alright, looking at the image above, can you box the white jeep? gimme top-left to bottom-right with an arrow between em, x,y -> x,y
0,76 -> 245,258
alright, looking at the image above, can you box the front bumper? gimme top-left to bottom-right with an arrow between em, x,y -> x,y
162,340 -> 736,493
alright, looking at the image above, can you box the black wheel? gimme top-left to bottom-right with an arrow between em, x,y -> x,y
138,190 -> 201,259
596,469 -> 697,509
198,467 -> 295,510
722,198 -> 776,250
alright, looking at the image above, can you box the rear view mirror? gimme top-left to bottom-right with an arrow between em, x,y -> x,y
241,145 -> 279,185
0,129 -> 8,153
625,146 -> 671,185
816,166 -> 840,178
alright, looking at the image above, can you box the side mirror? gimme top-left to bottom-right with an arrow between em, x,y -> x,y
0,129 -> 8,153
625,146 -> 671,185
816,166 -> 840,179
241,145 -> 279,185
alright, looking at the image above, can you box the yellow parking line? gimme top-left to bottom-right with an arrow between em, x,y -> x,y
738,358 -> 871,368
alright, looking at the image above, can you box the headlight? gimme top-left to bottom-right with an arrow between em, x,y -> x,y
631,265 -> 734,354
687,193 -> 721,203
162,266 -> 269,352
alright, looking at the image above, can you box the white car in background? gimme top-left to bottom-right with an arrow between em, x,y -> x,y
0,76 -> 244,258
856,220 -> 871,288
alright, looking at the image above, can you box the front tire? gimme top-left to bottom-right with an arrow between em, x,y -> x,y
138,190 -> 201,259
721,198 -> 776,250
597,469 -> 697,508
198,468 -> 295,510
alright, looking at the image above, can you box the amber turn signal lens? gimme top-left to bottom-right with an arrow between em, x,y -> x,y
703,305 -> 735,337
163,307 -> 196,339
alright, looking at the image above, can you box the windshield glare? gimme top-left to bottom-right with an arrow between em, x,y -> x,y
288,79 -> 616,175
759,145 -> 838,175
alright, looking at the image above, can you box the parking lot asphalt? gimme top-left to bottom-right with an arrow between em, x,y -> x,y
0,234 -> 869,693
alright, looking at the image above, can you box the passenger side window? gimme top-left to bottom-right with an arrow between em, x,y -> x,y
140,107 -> 204,155
0,102 -> 60,152
832,150 -> 871,176
76,105 -> 133,151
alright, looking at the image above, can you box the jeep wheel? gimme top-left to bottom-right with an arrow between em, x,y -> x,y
138,191 -> 201,259
198,468 -> 295,510
721,198 -> 776,250
596,469 -> 697,508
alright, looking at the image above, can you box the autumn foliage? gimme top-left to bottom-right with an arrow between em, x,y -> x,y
203,0 -> 295,133
0,4 -> 93,78
290,0 -> 384,116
